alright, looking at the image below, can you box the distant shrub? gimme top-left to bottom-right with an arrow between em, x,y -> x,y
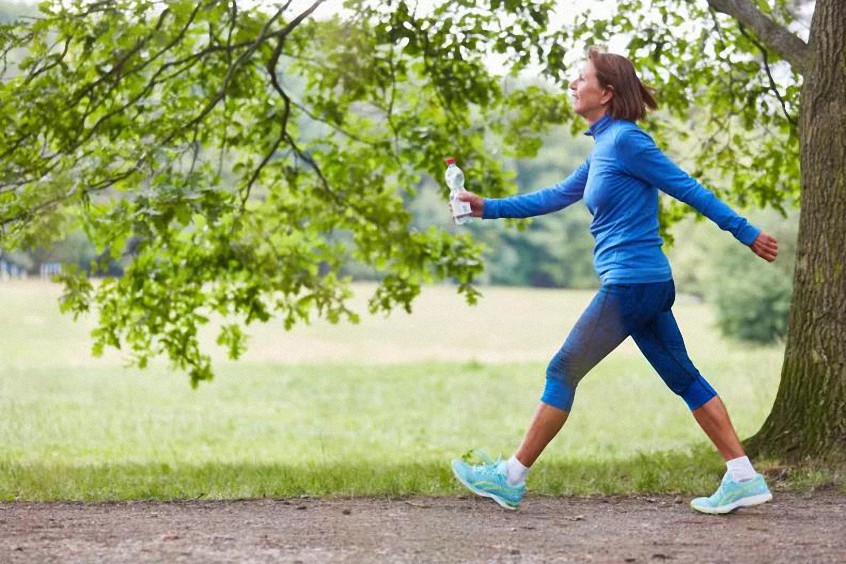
670,208 -> 797,345
710,267 -> 792,343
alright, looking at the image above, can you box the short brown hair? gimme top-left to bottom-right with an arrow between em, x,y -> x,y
587,46 -> 657,122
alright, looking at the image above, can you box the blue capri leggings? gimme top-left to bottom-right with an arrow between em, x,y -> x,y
542,279 -> 716,411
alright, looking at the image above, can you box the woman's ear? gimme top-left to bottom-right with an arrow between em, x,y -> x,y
601,86 -> 614,106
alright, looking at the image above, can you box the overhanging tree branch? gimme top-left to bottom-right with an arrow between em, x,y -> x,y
736,23 -> 798,129
2,0 -> 331,233
707,0 -> 809,74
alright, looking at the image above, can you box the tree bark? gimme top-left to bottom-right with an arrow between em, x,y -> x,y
746,0 -> 846,463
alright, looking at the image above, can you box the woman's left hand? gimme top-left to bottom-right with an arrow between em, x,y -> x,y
750,231 -> 778,262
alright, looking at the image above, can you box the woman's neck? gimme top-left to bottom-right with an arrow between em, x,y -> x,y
584,110 -> 609,125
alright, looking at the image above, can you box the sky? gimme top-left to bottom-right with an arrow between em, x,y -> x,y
284,0 -> 617,38
277,0 -> 812,81
280,0 -> 625,75
287,0 -> 617,24
283,0 -> 812,42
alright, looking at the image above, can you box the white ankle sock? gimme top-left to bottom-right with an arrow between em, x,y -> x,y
506,455 -> 529,486
726,456 -> 757,482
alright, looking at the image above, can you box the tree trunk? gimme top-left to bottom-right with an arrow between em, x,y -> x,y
746,0 -> 846,463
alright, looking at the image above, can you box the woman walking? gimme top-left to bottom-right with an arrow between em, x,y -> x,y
451,47 -> 779,515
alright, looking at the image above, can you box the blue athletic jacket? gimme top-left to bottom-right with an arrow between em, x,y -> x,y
482,115 -> 760,284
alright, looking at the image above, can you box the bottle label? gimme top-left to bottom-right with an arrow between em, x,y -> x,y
452,200 -> 471,216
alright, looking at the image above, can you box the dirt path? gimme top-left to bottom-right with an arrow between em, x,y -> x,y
2,492 -> 844,563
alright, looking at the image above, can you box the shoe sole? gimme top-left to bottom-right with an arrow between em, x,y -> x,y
451,461 -> 519,510
690,492 -> 773,515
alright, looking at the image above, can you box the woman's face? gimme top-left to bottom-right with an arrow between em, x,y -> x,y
569,61 -> 612,122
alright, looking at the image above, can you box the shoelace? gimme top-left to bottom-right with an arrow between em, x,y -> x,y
466,449 -> 508,481
469,449 -> 502,466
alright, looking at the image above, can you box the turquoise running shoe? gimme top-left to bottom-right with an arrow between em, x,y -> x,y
451,454 -> 525,510
690,473 -> 772,514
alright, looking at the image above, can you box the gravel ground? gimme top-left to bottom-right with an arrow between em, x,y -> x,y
2,492 -> 845,563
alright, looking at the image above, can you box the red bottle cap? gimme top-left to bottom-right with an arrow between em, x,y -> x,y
444,157 -> 456,165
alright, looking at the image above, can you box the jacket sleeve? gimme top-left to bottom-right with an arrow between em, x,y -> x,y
482,160 -> 589,219
615,128 -> 760,246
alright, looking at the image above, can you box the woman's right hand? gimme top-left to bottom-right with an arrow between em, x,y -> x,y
456,192 -> 485,218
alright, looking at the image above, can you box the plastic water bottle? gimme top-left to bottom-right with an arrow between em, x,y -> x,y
444,157 -> 472,225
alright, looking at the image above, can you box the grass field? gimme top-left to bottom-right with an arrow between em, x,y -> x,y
0,280 -> 801,501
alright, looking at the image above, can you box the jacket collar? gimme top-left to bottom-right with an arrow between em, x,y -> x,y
585,114 -> 613,137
